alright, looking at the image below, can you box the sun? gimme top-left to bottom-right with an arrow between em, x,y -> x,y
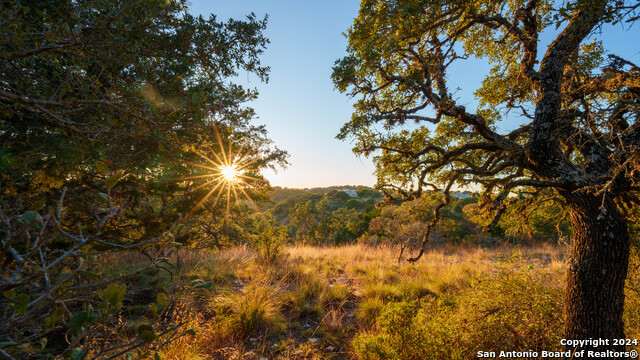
173,126 -> 268,218
220,164 -> 239,182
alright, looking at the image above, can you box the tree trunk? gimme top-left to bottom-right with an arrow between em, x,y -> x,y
563,192 -> 629,355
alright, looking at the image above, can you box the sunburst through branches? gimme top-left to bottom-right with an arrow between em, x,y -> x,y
176,127 -> 267,218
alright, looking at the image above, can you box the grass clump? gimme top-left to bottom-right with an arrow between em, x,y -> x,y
281,270 -> 326,319
320,283 -> 351,307
212,282 -> 285,338
356,297 -> 385,327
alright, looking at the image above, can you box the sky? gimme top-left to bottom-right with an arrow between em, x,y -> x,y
188,1 -> 640,189
189,1 -> 372,189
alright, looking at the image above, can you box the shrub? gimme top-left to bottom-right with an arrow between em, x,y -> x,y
353,265 -> 564,359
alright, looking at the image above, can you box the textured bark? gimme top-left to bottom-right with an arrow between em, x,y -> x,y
563,192 -> 629,355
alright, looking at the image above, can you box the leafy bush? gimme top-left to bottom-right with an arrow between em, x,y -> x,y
353,265 -> 564,359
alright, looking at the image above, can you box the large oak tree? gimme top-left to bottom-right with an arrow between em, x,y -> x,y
333,0 -> 639,353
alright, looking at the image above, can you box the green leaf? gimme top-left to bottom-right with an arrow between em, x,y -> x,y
39,338 -> 47,349
28,199 -> 46,211
70,348 -> 86,360
45,307 -> 66,326
104,170 -> 126,189
81,270 -> 100,279
86,304 -> 98,323
70,311 -> 88,335
3,289 -> 16,300
154,352 -> 161,360
18,211 -> 36,224
126,353 -> 134,360
14,293 -> 30,315
102,283 -> 126,306
194,281 -> 213,289
52,307 -> 65,321
98,192 -> 109,201
137,324 -> 156,343
0,341 -> 16,348
111,301 -> 123,313
184,328 -> 197,336
156,292 -> 168,306
95,161 -> 110,173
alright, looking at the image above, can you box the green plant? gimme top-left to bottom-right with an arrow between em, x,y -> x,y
354,265 -> 565,359
212,283 -> 284,337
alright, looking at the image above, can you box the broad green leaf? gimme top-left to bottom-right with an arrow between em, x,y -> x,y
137,324 -> 156,343
70,348 -> 86,360
70,311 -> 88,335
102,283 -> 126,306
45,307 -> 66,326
3,289 -> 16,300
156,292 -> 168,306
194,281 -> 213,289
18,211 -> 36,224
81,270 -> 100,279
104,170 -> 126,189
94,161 -> 110,173
14,293 -> 30,315
28,199 -> 46,211
184,328 -> 197,336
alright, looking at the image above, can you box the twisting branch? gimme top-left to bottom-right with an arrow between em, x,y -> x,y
407,175 -> 459,263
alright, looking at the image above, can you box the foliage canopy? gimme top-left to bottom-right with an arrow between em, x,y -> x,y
333,0 -> 639,347
0,0 -> 286,358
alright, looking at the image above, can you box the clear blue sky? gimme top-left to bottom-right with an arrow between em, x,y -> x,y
188,1 -> 639,189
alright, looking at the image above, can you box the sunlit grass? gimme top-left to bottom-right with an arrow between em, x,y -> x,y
133,243 -> 639,359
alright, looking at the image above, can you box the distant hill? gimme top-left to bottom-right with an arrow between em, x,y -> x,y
264,186 -> 383,225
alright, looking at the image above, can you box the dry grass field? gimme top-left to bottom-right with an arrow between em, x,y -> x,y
99,243 -> 639,359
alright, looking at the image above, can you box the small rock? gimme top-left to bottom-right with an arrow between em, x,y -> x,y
249,338 -> 258,342
326,346 -> 336,352
309,337 -> 319,344
303,323 -> 311,328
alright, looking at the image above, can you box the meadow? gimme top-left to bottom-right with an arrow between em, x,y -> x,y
96,243 -> 639,360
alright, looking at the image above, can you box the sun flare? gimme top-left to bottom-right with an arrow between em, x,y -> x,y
221,165 -> 239,182
174,126 -> 268,218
